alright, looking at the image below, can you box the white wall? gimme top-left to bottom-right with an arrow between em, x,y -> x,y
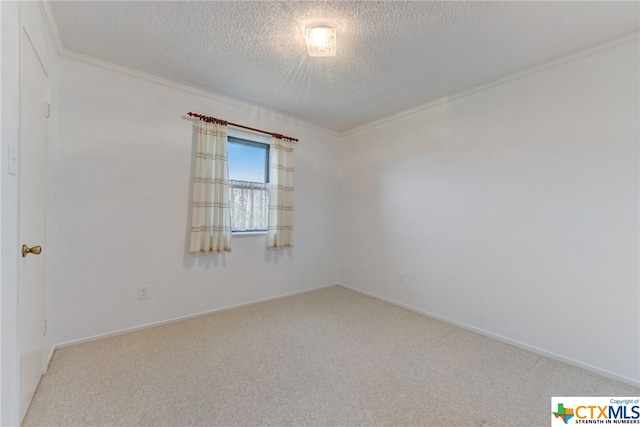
1,2 -> 59,425
4,11 -> 637,422
48,57 -> 341,348
339,36 -> 640,386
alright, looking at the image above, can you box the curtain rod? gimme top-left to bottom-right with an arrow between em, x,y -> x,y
187,112 -> 299,142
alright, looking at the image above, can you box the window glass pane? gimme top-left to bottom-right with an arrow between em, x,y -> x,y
230,180 -> 269,232
227,137 -> 269,232
227,138 -> 269,183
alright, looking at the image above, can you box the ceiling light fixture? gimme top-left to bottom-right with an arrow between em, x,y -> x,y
305,26 -> 336,57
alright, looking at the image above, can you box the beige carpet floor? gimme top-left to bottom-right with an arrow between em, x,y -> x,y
23,286 -> 639,426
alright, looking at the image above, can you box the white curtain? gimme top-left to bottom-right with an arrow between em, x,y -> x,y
189,121 -> 232,253
267,137 -> 295,248
229,180 -> 269,231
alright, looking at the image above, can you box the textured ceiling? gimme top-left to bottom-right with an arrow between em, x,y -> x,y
48,1 -> 639,133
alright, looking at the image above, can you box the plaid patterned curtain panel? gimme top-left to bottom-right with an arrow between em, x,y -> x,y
189,121 -> 232,253
267,137 -> 295,248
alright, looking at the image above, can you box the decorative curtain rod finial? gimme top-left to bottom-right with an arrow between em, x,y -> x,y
187,111 -> 298,142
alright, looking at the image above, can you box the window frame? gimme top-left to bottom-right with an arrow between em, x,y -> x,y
227,135 -> 270,234
227,136 -> 270,184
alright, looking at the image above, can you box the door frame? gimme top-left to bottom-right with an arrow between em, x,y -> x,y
18,21 -> 51,422
6,2 -> 60,425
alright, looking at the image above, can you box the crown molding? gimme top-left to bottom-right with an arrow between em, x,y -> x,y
64,49 -> 340,137
342,30 -> 640,137
36,1 -> 639,139
37,1 -> 340,139
38,1 -> 65,55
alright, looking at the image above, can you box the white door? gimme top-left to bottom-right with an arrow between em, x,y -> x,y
18,28 -> 49,423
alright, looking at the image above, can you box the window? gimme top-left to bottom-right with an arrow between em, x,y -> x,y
227,137 -> 269,232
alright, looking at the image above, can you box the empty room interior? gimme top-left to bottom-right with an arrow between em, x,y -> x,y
1,1 -> 639,426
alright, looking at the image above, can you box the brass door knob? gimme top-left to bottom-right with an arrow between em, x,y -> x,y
22,244 -> 42,258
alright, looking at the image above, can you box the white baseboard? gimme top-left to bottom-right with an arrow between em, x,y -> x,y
46,346 -> 56,371
337,283 -> 640,389
53,283 -> 338,351
47,282 -> 640,389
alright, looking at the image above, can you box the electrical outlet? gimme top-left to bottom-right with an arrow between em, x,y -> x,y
400,274 -> 406,285
138,286 -> 149,300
